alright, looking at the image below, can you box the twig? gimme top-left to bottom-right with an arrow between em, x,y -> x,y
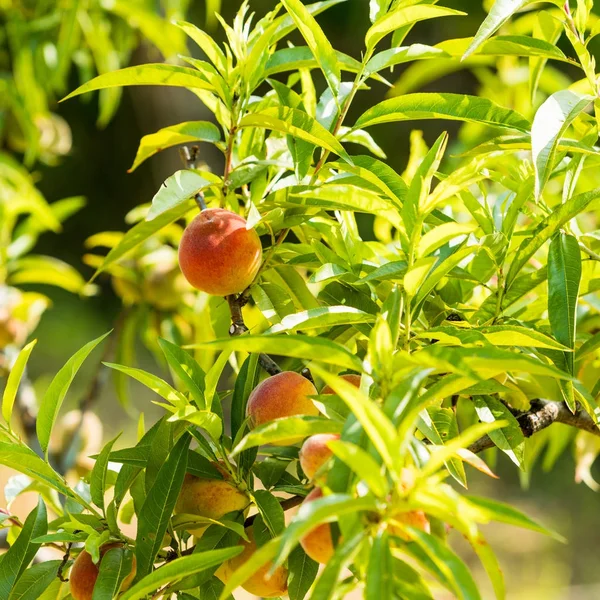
180,146 -> 207,211
57,543 -> 73,582
468,399 -> 600,454
226,295 -> 281,376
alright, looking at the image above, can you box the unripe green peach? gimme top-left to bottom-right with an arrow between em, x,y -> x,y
299,434 -> 340,481
321,373 -> 361,395
299,487 -> 335,563
70,543 -> 136,600
178,208 -> 262,296
175,469 -> 249,537
246,371 -> 319,437
216,528 -> 288,598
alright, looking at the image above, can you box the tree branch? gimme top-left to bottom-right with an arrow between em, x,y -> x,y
468,399 -> 600,454
226,295 -> 281,376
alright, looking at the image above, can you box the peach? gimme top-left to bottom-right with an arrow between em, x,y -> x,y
215,528 -> 288,598
175,470 -> 249,537
299,434 -> 340,481
70,543 -> 136,600
246,371 -> 319,432
299,488 -> 335,563
389,510 -> 430,541
321,373 -> 361,395
178,208 -> 262,296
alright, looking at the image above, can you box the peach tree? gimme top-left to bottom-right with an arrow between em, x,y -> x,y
2,0 -> 600,599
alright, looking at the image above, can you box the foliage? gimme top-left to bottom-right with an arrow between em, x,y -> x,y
2,0 -> 600,598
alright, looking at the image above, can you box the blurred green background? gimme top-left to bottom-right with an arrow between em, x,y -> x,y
12,1 -> 600,597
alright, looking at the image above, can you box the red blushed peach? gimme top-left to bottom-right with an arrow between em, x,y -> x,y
299,488 -> 335,563
178,208 -> 262,296
321,373 -> 361,395
246,371 -> 319,433
299,433 -> 340,481
215,528 -> 288,598
70,543 -> 136,600
175,469 -> 249,537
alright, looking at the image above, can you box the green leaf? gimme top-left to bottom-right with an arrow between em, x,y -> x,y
313,366 -> 401,476
148,170 -> 216,221
406,528 -> 481,600
479,325 -> 571,350
366,6 -> 465,53
91,200 -> 195,280
366,531 -> 393,600
188,334 -> 362,371
280,0 -> 341,96
158,338 -> 206,409
327,440 -> 389,497
253,490 -> 285,536
466,495 -> 564,541
288,546 -> 319,600
506,187 -> 600,289
355,93 -> 530,133
417,223 -> 478,258
90,434 -> 120,512
121,548 -> 243,600
531,90 -> 593,199
92,547 -> 135,600
268,306 -> 375,333
9,256 -> 93,295
37,332 -> 111,455
135,432 -> 190,578
129,122 -> 221,172
240,107 -> 351,162
2,340 -> 36,427
548,233 -> 582,375
275,494 -> 378,567
231,354 -> 260,441
463,0 -> 531,59
103,363 -> 187,405
174,21 -> 228,74
472,396 -> 525,468
0,497 -> 47,599
232,417 -> 343,455
7,560 -> 61,600
61,64 -> 215,102
364,45 -> 449,77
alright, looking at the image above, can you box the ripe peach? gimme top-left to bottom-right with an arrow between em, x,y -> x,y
216,528 -> 288,598
247,371 -> 319,432
389,510 -> 430,541
299,434 -> 340,481
299,488 -> 335,563
178,208 -> 262,296
175,470 -> 249,537
70,543 -> 136,600
321,373 -> 361,395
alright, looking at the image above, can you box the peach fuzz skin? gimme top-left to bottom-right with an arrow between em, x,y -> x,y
178,208 -> 262,296
299,487 -> 335,564
246,371 -> 319,429
70,543 -> 136,600
321,373 -> 361,395
175,471 -> 249,537
299,433 -> 340,481
216,528 -> 288,598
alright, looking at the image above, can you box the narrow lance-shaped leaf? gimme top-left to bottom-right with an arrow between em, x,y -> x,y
365,5 -> 466,53
548,233 -> 582,374
135,432 -> 190,578
2,340 -> 36,427
239,107 -> 351,163
90,434 -> 120,512
463,0 -> 532,59
129,121 -> 221,172
355,93 -> 530,133
7,560 -> 61,600
288,547 -> 319,600
0,497 -> 47,599
61,64 -> 215,102
92,547 -> 135,600
280,0 -> 341,97
121,549 -> 243,600
37,331 -> 111,455
531,90 -> 592,199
